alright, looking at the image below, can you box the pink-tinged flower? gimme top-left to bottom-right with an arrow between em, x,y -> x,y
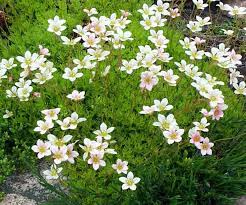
210,103 -> 228,120
51,146 -> 68,164
66,144 -> 79,164
33,92 -> 41,98
163,128 -> 184,144
32,139 -> 51,159
41,108 -> 61,121
88,151 -> 106,170
192,37 -> 206,45
200,108 -> 211,117
139,105 -> 155,115
140,71 -> 158,91
39,45 -> 50,56
112,159 -> 128,174
119,172 -> 140,191
196,137 -> 214,156
188,128 -> 204,146
169,8 -> 180,18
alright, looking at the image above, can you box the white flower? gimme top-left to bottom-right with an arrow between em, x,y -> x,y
69,112 -> 87,129
153,114 -> 178,131
187,21 -> 202,33
73,56 -> 96,70
203,89 -> 224,107
32,139 -> 51,159
163,128 -> 184,144
140,16 -> 157,30
47,16 -> 66,36
17,85 -> 33,101
184,66 -> 202,79
0,58 -> 17,70
0,68 -> 7,82
196,137 -> 214,156
112,159 -> 128,174
83,8 -> 98,16
43,164 -> 63,180
87,48 -> 110,61
174,60 -> 194,72
6,86 -> 18,98
3,110 -> 13,119
196,16 -> 211,27
67,90 -> 85,101
82,33 -> 100,48
62,67 -> 83,82
179,37 -> 196,50
119,172 -> 140,191
120,59 -> 138,74
93,122 -> 115,140
138,3 -> 155,17
153,98 -> 173,112
88,150 -> 106,170
79,138 -> 100,161
233,81 -> 246,95
192,0 -> 208,10
153,0 -> 170,16
228,6 -> 246,16
115,29 -> 133,41
185,47 -> 204,60
51,146 -> 68,164
34,119 -> 54,134
73,25 -> 88,37
47,134 -> 73,148
158,69 -> 179,86
41,108 -> 61,121
191,77 -> 213,96
193,117 -> 210,132
16,51 -> 39,70
32,72 -> 53,84
222,29 -> 234,36
61,36 -> 81,46
56,117 -> 71,130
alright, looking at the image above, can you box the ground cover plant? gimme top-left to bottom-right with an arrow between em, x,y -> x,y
0,0 -> 246,204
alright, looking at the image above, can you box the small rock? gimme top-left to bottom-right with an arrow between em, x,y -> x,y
0,194 -> 36,205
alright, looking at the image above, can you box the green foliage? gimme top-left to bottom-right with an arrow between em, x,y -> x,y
0,0 -> 245,204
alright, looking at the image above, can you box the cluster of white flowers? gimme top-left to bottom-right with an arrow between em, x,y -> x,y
33,118 -> 141,190
140,97 -> 184,144
119,1 -> 181,92
180,35 -> 245,96
174,58 -> 228,155
139,1 -> 180,30
140,98 -> 173,115
34,108 -> 86,134
3,46 -> 56,101
79,122 -> 117,170
187,16 -> 211,33
217,2 -> 246,16
48,9 -> 133,84
32,107 -> 84,179
25,0 -> 246,191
